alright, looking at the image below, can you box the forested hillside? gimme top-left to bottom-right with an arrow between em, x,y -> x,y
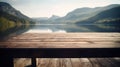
0,2 -> 34,32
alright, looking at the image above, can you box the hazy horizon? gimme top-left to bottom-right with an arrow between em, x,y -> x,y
0,0 -> 120,18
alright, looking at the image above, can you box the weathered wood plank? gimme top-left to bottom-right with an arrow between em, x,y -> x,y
13,58 -> 120,67
79,58 -> 92,67
108,58 -> 120,67
88,58 -> 101,67
0,33 -> 120,48
6,38 -> 120,42
70,58 -> 81,67
64,58 -> 72,67
59,58 -> 72,67
0,42 -> 120,48
1,33 -> 120,67
37,58 -> 50,67
14,58 -> 31,67
12,33 -> 120,38
47,58 -> 59,67
96,58 -> 116,67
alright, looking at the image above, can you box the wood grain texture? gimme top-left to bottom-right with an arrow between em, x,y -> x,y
14,58 -> 120,67
1,33 -> 120,67
0,33 -> 120,48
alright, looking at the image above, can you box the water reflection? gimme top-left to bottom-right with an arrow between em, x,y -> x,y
0,25 -> 34,40
26,24 -> 67,33
28,24 -> 120,33
76,24 -> 120,32
0,24 -> 120,39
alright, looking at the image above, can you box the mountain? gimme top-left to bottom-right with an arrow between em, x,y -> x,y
33,4 -> 120,24
58,4 -> 120,24
49,15 -> 60,20
32,17 -> 49,22
32,17 -> 49,24
59,7 -> 93,23
0,2 -> 29,19
33,15 -> 60,24
76,6 -> 120,24
0,2 -> 34,32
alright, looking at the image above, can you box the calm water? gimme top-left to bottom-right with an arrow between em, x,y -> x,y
0,24 -> 120,39
27,24 -> 120,33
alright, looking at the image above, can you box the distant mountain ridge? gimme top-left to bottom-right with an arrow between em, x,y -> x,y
58,4 -> 120,24
49,15 -> 60,20
34,4 -> 120,24
76,6 -> 120,24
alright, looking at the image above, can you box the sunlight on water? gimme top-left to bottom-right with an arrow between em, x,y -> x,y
26,29 -> 66,33
55,30 -> 66,33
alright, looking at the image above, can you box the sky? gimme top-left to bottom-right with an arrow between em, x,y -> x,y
0,0 -> 120,17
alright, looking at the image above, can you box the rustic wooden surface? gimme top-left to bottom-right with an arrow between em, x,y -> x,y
0,33 -> 120,67
14,58 -> 120,67
0,33 -> 120,48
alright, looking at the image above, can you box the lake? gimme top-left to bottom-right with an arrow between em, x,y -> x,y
0,24 -> 120,39
28,24 -> 120,33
